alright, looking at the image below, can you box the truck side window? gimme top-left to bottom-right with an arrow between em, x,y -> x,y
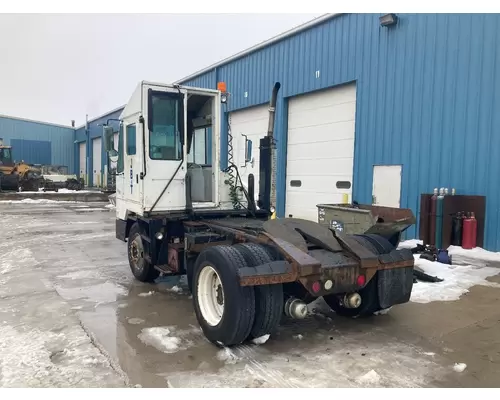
126,123 -> 136,155
149,93 -> 183,161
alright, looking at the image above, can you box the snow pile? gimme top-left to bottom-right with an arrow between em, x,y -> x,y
453,363 -> 467,372
0,198 -> 79,204
410,254 -> 500,303
138,291 -> 155,297
168,285 -> 183,294
216,347 -> 241,364
127,318 -> 145,325
448,245 -> 500,267
356,369 -> 381,385
138,326 -> 195,354
0,324 -> 124,387
105,204 -> 115,209
398,239 -> 423,249
251,334 -> 270,345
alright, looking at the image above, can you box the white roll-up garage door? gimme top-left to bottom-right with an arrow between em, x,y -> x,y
285,83 -> 357,221
228,105 -> 269,201
79,142 -> 86,182
92,137 -> 102,187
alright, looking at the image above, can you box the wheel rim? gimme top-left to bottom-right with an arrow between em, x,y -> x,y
197,265 -> 224,326
130,234 -> 145,273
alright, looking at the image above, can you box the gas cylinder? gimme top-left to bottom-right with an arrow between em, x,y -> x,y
451,211 -> 463,246
435,188 -> 445,249
429,188 -> 438,246
462,212 -> 478,249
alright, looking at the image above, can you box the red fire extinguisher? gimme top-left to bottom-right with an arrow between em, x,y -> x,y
462,212 -> 477,249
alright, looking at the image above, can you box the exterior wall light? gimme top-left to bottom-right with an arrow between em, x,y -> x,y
380,13 -> 398,27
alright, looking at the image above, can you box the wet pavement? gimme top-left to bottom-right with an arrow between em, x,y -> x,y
1,201 -> 500,388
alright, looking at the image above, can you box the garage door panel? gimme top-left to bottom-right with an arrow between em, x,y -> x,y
287,102 -> 356,130
289,85 -> 356,112
287,138 -> 355,161
287,120 -> 355,145
286,175 -> 353,194
286,157 -> 354,177
285,83 -> 356,221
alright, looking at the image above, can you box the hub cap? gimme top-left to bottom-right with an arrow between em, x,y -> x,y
197,265 -> 224,326
130,235 -> 145,273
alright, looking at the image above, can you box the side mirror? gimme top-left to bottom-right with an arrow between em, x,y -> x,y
103,126 -> 115,152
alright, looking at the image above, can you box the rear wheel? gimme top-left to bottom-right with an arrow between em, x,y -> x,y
323,234 -> 395,318
127,222 -> 160,283
192,245 -> 256,346
234,243 -> 283,340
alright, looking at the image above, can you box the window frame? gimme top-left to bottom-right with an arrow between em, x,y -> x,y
126,123 -> 137,156
147,89 -> 184,162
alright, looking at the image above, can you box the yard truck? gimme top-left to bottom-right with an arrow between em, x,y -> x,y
103,80 -> 415,347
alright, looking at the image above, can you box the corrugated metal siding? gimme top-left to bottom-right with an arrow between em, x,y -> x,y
179,13 -> 500,251
11,139 -> 51,165
74,108 -> 123,186
0,116 -> 75,172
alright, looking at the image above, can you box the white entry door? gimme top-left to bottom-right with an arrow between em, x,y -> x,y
92,137 -> 102,187
79,142 -> 86,182
372,165 -> 402,207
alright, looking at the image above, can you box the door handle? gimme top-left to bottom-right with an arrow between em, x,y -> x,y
136,174 -> 138,184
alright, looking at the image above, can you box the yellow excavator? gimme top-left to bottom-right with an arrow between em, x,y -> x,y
0,138 -> 43,191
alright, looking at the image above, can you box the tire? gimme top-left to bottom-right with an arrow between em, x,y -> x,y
234,243 -> 283,339
323,234 -> 395,318
192,245 -> 255,346
127,222 -> 160,283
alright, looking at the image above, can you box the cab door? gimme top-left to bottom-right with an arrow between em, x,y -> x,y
123,116 -> 144,212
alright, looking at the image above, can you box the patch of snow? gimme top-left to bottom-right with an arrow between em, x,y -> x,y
293,334 -> 304,340
398,239 -> 423,249
105,204 -> 115,209
127,318 -> 145,325
216,347 -> 241,364
374,307 -> 393,315
356,369 -> 381,385
0,323 -> 123,387
0,198 -> 80,204
168,339 -> 446,388
251,334 -> 270,345
448,245 -> 500,267
423,352 -> 435,356
453,363 -> 467,372
410,255 -> 500,304
138,327 -> 189,354
138,291 -> 155,297
168,285 -> 182,293
55,281 -> 128,304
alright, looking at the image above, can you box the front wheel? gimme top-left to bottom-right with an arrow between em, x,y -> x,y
127,222 -> 159,283
192,245 -> 255,346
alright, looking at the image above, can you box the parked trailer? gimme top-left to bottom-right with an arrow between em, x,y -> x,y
104,81 -> 415,347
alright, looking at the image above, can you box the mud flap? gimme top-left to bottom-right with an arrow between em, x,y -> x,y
377,248 -> 415,309
377,267 -> 414,309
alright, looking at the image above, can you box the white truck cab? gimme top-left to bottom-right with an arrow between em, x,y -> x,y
104,81 -> 235,221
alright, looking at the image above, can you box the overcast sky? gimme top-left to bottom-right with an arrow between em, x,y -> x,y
0,13 -> 322,126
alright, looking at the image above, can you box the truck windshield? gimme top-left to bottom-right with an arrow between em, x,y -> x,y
149,93 -> 183,161
0,148 -> 12,164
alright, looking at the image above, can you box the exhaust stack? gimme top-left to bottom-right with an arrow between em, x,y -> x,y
258,82 -> 281,212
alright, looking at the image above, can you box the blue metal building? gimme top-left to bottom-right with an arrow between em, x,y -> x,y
0,114 -> 74,169
169,12 -> 500,251
74,107 -> 124,187
65,13 -> 500,250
